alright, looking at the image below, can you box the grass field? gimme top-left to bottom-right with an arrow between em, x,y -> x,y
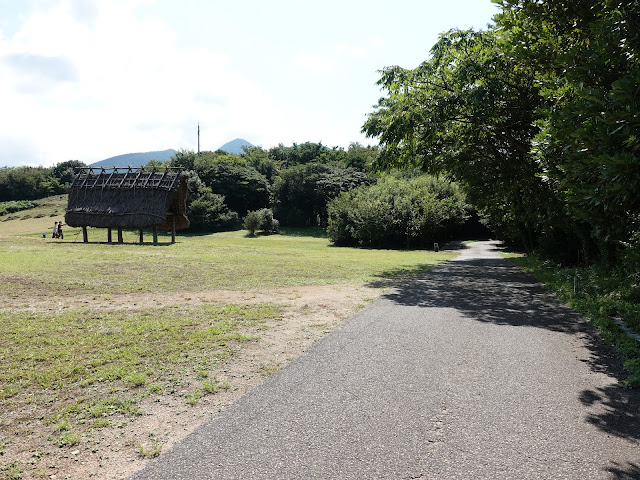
0,195 -> 456,479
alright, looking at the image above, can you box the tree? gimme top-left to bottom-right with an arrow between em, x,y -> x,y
241,146 -> 279,182
257,208 -> 279,234
363,28 -> 554,251
170,149 -> 197,171
0,166 -> 57,201
243,210 -> 263,236
344,143 -> 378,170
495,0 -> 640,264
272,163 -> 372,227
188,188 -> 239,232
194,155 -> 270,216
53,160 -> 86,187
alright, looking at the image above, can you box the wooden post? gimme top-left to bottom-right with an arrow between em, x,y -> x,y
139,229 -> 144,244
153,225 -> 158,245
82,226 -> 88,243
171,215 -> 176,244
107,228 -> 112,244
118,228 -> 123,243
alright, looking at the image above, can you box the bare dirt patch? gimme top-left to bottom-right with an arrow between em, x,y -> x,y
2,284 -> 380,480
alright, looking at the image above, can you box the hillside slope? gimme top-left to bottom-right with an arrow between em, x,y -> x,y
89,149 -> 177,168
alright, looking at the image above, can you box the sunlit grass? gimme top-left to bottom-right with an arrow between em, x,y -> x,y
0,303 -> 281,405
1,217 -> 455,297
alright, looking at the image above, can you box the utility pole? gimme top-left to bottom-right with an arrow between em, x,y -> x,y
197,122 -> 200,156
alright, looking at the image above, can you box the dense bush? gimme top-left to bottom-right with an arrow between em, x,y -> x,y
256,208 -> 279,233
327,175 -> 468,249
195,158 -> 270,216
243,211 -> 262,236
182,171 -> 239,231
243,208 -> 279,236
0,200 -> 38,216
166,145 -> 378,233
188,189 -> 239,232
0,161 -> 87,202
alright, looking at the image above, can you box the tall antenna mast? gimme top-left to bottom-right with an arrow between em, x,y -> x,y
197,122 -> 200,156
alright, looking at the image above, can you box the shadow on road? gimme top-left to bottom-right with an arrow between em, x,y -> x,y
606,462 -> 640,480
367,251 -> 640,453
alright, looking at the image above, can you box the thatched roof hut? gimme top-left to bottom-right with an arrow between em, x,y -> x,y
65,167 -> 189,231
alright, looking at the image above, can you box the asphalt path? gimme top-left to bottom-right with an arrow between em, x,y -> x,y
132,241 -> 639,479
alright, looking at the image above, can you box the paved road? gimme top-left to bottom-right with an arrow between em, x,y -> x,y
132,241 -> 639,479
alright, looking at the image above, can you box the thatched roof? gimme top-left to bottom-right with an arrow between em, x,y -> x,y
65,167 -> 190,230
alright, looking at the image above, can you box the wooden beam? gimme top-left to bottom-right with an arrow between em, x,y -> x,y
118,228 -> 123,243
171,215 -> 176,244
103,169 -> 116,191
153,225 -> 158,245
82,226 -> 88,243
117,168 -> 129,189
142,167 -> 154,188
139,229 -> 144,244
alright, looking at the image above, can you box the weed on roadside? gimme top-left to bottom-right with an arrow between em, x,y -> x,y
57,431 -> 80,448
202,378 -> 230,395
185,390 -> 203,406
138,441 -> 163,458
0,461 -> 23,480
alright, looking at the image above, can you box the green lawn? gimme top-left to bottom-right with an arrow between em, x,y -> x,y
1,225 -> 453,297
0,225 -> 454,405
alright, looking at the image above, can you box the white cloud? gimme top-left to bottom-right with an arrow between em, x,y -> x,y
0,0 -> 283,165
0,0 -> 500,167
295,40 -> 371,78
294,52 -> 336,75
367,36 -> 387,52
2,52 -> 78,94
334,42 -> 367,59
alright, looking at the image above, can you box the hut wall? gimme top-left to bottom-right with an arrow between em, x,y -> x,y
65,170 -> 189,230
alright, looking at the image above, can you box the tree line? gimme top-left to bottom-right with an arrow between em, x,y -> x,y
0,160 -> 85,202
167,142 -> 469,247
363,0 -> 639,269
1,143 -> 470,249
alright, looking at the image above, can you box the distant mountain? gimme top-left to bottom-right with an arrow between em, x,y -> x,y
89,139 -> 255,168
218,138 -> 254,154
89,149 -> 177,168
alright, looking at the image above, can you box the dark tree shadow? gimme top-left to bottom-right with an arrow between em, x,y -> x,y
579,384 -> 640,441
363,264 -> 441,289
367,243 -> 640,447
605,462 -> 640,480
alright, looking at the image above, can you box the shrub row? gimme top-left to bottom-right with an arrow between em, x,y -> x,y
327,175 -> 468,249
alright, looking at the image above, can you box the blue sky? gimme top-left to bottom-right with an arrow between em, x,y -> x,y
0,0 -> 499,166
